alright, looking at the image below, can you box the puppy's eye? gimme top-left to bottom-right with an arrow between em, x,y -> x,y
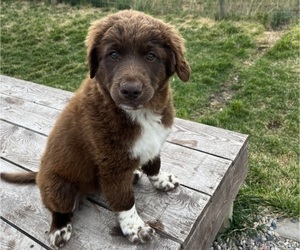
109,51 -> 119,60
146,53 -> 156,61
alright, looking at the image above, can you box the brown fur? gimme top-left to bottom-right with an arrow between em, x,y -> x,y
1,10 -> 190,247
1,172 -> 36,184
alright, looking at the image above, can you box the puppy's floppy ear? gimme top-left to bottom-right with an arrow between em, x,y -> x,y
88,47 -> 99,79
85,18 -> 114,79
165,28 -> 191,82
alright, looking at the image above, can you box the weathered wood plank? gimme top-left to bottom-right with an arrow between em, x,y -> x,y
0,219 -> 46,250
170,118 -> 248,160
0,159 -> 181,250
0,121 -> 46,170
1,120 -> 232,195
0,75 -> 72,110
161,143 -> 231,194
1,93 -> 59,135
183,141 -> 249,249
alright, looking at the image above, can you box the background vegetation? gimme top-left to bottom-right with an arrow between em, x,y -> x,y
1,0 -> 299,238
43,0 -> 299,25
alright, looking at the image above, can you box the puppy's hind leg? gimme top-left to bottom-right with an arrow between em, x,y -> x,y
133,169 -> 142,184
38,174 -> 78,249
49,212 -> 73,249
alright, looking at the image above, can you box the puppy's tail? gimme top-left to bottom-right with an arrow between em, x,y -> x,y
1,172 -> 37,184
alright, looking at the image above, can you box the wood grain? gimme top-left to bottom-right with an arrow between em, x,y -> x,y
183,141 -> 249,249
0,160 -> 181,250
161,142 -> 232,195
0,75 -> 72,110
169,118 -> 248,161
1,93 -> 59,135
0,219 -> 46,250
1,121 -> 45,171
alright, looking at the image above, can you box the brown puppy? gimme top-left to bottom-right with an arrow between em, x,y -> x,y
1,10 -> 190,249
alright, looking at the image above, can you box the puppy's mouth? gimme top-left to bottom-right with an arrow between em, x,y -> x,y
119,104 -> 144,110
110,81 -> 154,111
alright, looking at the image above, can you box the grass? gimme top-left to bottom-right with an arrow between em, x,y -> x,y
44,0 -> 300,25
1,0 -> 299,236
199,26 -> 300,218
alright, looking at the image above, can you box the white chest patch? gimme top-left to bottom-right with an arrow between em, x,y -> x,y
126,109 -> 171,165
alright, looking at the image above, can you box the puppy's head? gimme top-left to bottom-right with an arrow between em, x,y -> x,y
86,10 -> 190,110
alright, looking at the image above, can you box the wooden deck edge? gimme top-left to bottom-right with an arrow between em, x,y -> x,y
182,138 -> 249,250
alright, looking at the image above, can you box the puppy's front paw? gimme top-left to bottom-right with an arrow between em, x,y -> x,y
127,222 -> 155,244
49,223 -> 72,249
149,172 -> 179,191
118,205 -> 155,244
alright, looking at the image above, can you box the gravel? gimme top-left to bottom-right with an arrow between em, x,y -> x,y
210,216 -> 300,250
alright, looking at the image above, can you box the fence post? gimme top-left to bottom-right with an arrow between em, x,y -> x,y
219,0 -> 226,19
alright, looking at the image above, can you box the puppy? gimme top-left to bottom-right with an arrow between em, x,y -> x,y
1,10 -> 190,249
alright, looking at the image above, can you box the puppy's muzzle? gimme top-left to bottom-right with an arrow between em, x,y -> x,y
120,82 -> 143,100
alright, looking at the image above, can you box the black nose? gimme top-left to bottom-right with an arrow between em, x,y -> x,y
120,82 -> 142,100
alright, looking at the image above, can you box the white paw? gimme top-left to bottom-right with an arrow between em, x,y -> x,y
148,172 -> 179,191
133,169 -> 142,184
118,204 -> 155,244
49,224 -> 72,249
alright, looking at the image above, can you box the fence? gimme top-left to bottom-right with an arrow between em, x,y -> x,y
47,0 -> 298,28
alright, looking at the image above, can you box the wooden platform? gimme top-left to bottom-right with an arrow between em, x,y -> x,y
0,75 -> 249,250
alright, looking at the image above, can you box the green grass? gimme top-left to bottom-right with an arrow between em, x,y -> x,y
1,1 -> 299,236
40,0 -> 300,28
199,26 -> 300,218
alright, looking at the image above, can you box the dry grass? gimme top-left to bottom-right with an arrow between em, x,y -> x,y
42,0 -> 299,27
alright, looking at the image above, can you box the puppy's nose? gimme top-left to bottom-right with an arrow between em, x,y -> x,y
120,82 -> 142,100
